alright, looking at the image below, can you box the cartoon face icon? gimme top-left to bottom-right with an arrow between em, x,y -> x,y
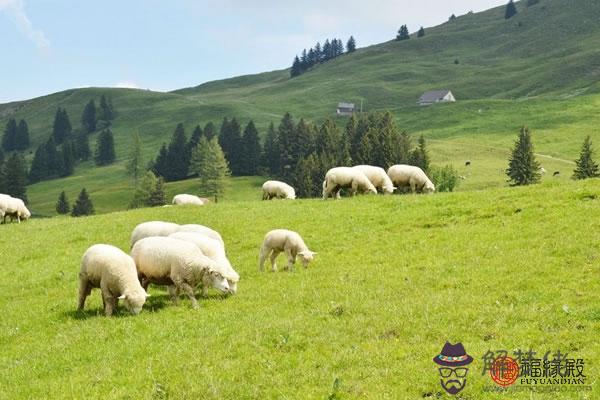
433,342 -> 474,396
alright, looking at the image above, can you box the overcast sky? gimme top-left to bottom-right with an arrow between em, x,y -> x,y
0,0 -> 507,103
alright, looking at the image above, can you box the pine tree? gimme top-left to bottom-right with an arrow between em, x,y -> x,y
346,36 -> 356,53
152,143 -> 169,178
28,144 -> 48,183
130,170 -> 166,208
189,125 -> 203,148
127,132 -> 143,187
572,136 -> 599,180
44,137 -> 64,178
148,175 -> 166,206
52,108 -> 72,144
396,131 -> 413,164
290,55 -> 302,78
95,129 -> 116,166
410,135 -> 430,173
190,137 -> 231,202
204,122 -> 216,140
295,154 -> 320,198
262,122 -> 279,174
372,112 -> 398,168
307,48 -> 317,67
71,188 -> 94,216
164,123 -> 189,181
2,153 -> 28,202
505,0 -> 517,19
240,120 -> 262,175
99,95 -> 114,122
75,130 -> 91,161
14,120 -> 30,151
56,191 -> 70,214
506,126 -> 541,185
314,42 -> 323,62
61,140 -> 76,176
276,113 -> 296,180
322,40 -> 332,61
2,118 -> 18,151
81,99 -> 97,133
417,27 -> 425,37
449,14 -> 456,21
219,118 -> 242,176
396,25 -> 410,41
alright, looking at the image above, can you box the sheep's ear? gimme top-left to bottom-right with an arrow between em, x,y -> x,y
118,294 -> 127,299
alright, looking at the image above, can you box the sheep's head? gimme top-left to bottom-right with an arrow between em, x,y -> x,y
382,184 -> 396,194
423,181 -> 436,194
119,290 -> 150,315
207,270 -> 230,294
298,250 -> 317,267
227,280 -> 238,294
367,185 -> 377,194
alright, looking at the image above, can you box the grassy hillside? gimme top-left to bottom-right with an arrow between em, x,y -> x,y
1,0 -> 600,214
1,179 -> 599,398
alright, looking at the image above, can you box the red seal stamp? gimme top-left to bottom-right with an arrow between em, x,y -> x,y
490,356 -> 519,386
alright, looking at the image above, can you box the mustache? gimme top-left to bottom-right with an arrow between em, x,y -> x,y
442,380 -> 463,388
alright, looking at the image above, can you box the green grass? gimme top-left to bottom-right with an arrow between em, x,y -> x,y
1,179 -> 599,398
2,0 -> 600,214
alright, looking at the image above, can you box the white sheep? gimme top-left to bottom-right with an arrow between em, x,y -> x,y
78,244 -> 149,316
172,194 -> 205,206
262,180 -> 296,200
387,164 -> 435,194
259,229 -> 317,272
178,224 -> 224,245
168,232 -> 239,294
322,167 -> 377,200
130,221 -> 181,248
0,194 -> 31,223
352,165 -> 395,194
131,236 -> 230,308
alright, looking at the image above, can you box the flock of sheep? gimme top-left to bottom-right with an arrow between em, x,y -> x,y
0,194 -> 31,224
78,221 -> 316,316
262,164 -> 435,200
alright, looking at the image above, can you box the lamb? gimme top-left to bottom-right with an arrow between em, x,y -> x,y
352,165 -> 395,194
259,229 -> 317,272
262,180 -> 296,200
130,221 -> 180,248
168,232 -> 240,294
172,194 -> 205,206
0,195 -> 31,223
78,244 -> 149,316
322,167 -> 377,200
387,164 -> 435,194
131,236 -> 230,308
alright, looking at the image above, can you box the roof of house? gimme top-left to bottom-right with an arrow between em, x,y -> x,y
418,90 -> 453,103
337,102 -> 355,109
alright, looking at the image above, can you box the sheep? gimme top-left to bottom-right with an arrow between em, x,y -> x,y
0,194 -> 10,223
352,165 -> 395,194
131,236 -> 230,308
553,171 -> 560,177
259,229 -> 316,272
168,231 -> 240,294
322,167 -> 377,200
0,195 -> 30,224
262,180 -> 296,200
387,164 -> 435,194
130,221 -> 180,248
178,224 -> 224,246
78,244 -> 149,316
465,160 -> 471,167
172,194 -> 205,206
539,167 -> 547,175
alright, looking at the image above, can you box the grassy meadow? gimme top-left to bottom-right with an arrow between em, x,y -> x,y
1,179 -> 599,399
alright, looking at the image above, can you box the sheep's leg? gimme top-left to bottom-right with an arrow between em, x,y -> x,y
178,282 -> 199,309
259,245 -> 269,271
270,250 -> 280,272
285,248 -> 296,272
77,278 -> 91,311
167,285 -> 179,304
410,180 -> 417,194
100,281 -> 116,316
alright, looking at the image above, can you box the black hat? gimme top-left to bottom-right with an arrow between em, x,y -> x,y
433,342 -> 473,367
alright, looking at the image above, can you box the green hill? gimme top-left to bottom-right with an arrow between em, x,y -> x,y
1,179 -> 599,398
1,0 -> 600,214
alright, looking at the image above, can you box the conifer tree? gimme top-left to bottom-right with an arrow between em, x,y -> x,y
505,0 -> 517,19
14,120 -> 30,151
61,140 -> 76,176
99,95 -> 114,122
56,191 -> 70,214
417,27 -> 425,37
152,143 -> 169,178
262,122 -> 279,174
190,137 -> 231,202
322,40 -> 332,61
75,130 -> 91,161
396,131 -> 413,164
410,135 -> 430,173
71,188 -> 94,216
164,123 -> 189,181
314,42 -> 323,62
95,129 -> 116,166
346,36 -> 356,53
2,153 -> 28,202
572,136 -> 599,180
240,120 -> 262,175
506,126 -> 541,185
28,145 -> 47,183
81,99 -> 97,133
294,154 -> 320,198
129,170 -> 166,208
449,14 -> 456,21
396,25 -> 410,41
52,108 -> 72,144
127,132 -> 143,187
219,118 -> 242,176
276,113 -> 296,180
204,122 -> 216,140
189,125 -> 203,149
44,137 -> 64,178
148,175 -> 166,206
2,118 -> 18,151
291,55 -> 302,78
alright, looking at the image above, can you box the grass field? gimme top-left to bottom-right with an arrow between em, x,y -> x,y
1,179 -> 598,399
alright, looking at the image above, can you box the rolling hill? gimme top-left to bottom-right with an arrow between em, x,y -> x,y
1,0 -> 600,214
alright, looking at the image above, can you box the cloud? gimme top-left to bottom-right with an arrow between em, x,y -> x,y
115,81 -> 140,89
0,0 -> 50,52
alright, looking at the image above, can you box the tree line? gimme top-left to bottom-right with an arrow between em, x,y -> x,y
290,36 -> 356,78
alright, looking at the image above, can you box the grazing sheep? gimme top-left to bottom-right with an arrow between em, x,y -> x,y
168,232 -> 240,294
172,194 -> 205,206
131,236 -> 229,308
0,195 -> 30,224
0,194 -> 10,222
178,224 -> 224,245
539,167 -> 547,175
262,180 -> 296,200
78,244 -> 149,316
553,171 -> 560,177
465,160 -> 471,167
259,229 -> 316,272
387,164 -> 435,194
130,221 -> 180,248
352,165 -> 395,194
322,167 -> 377,200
